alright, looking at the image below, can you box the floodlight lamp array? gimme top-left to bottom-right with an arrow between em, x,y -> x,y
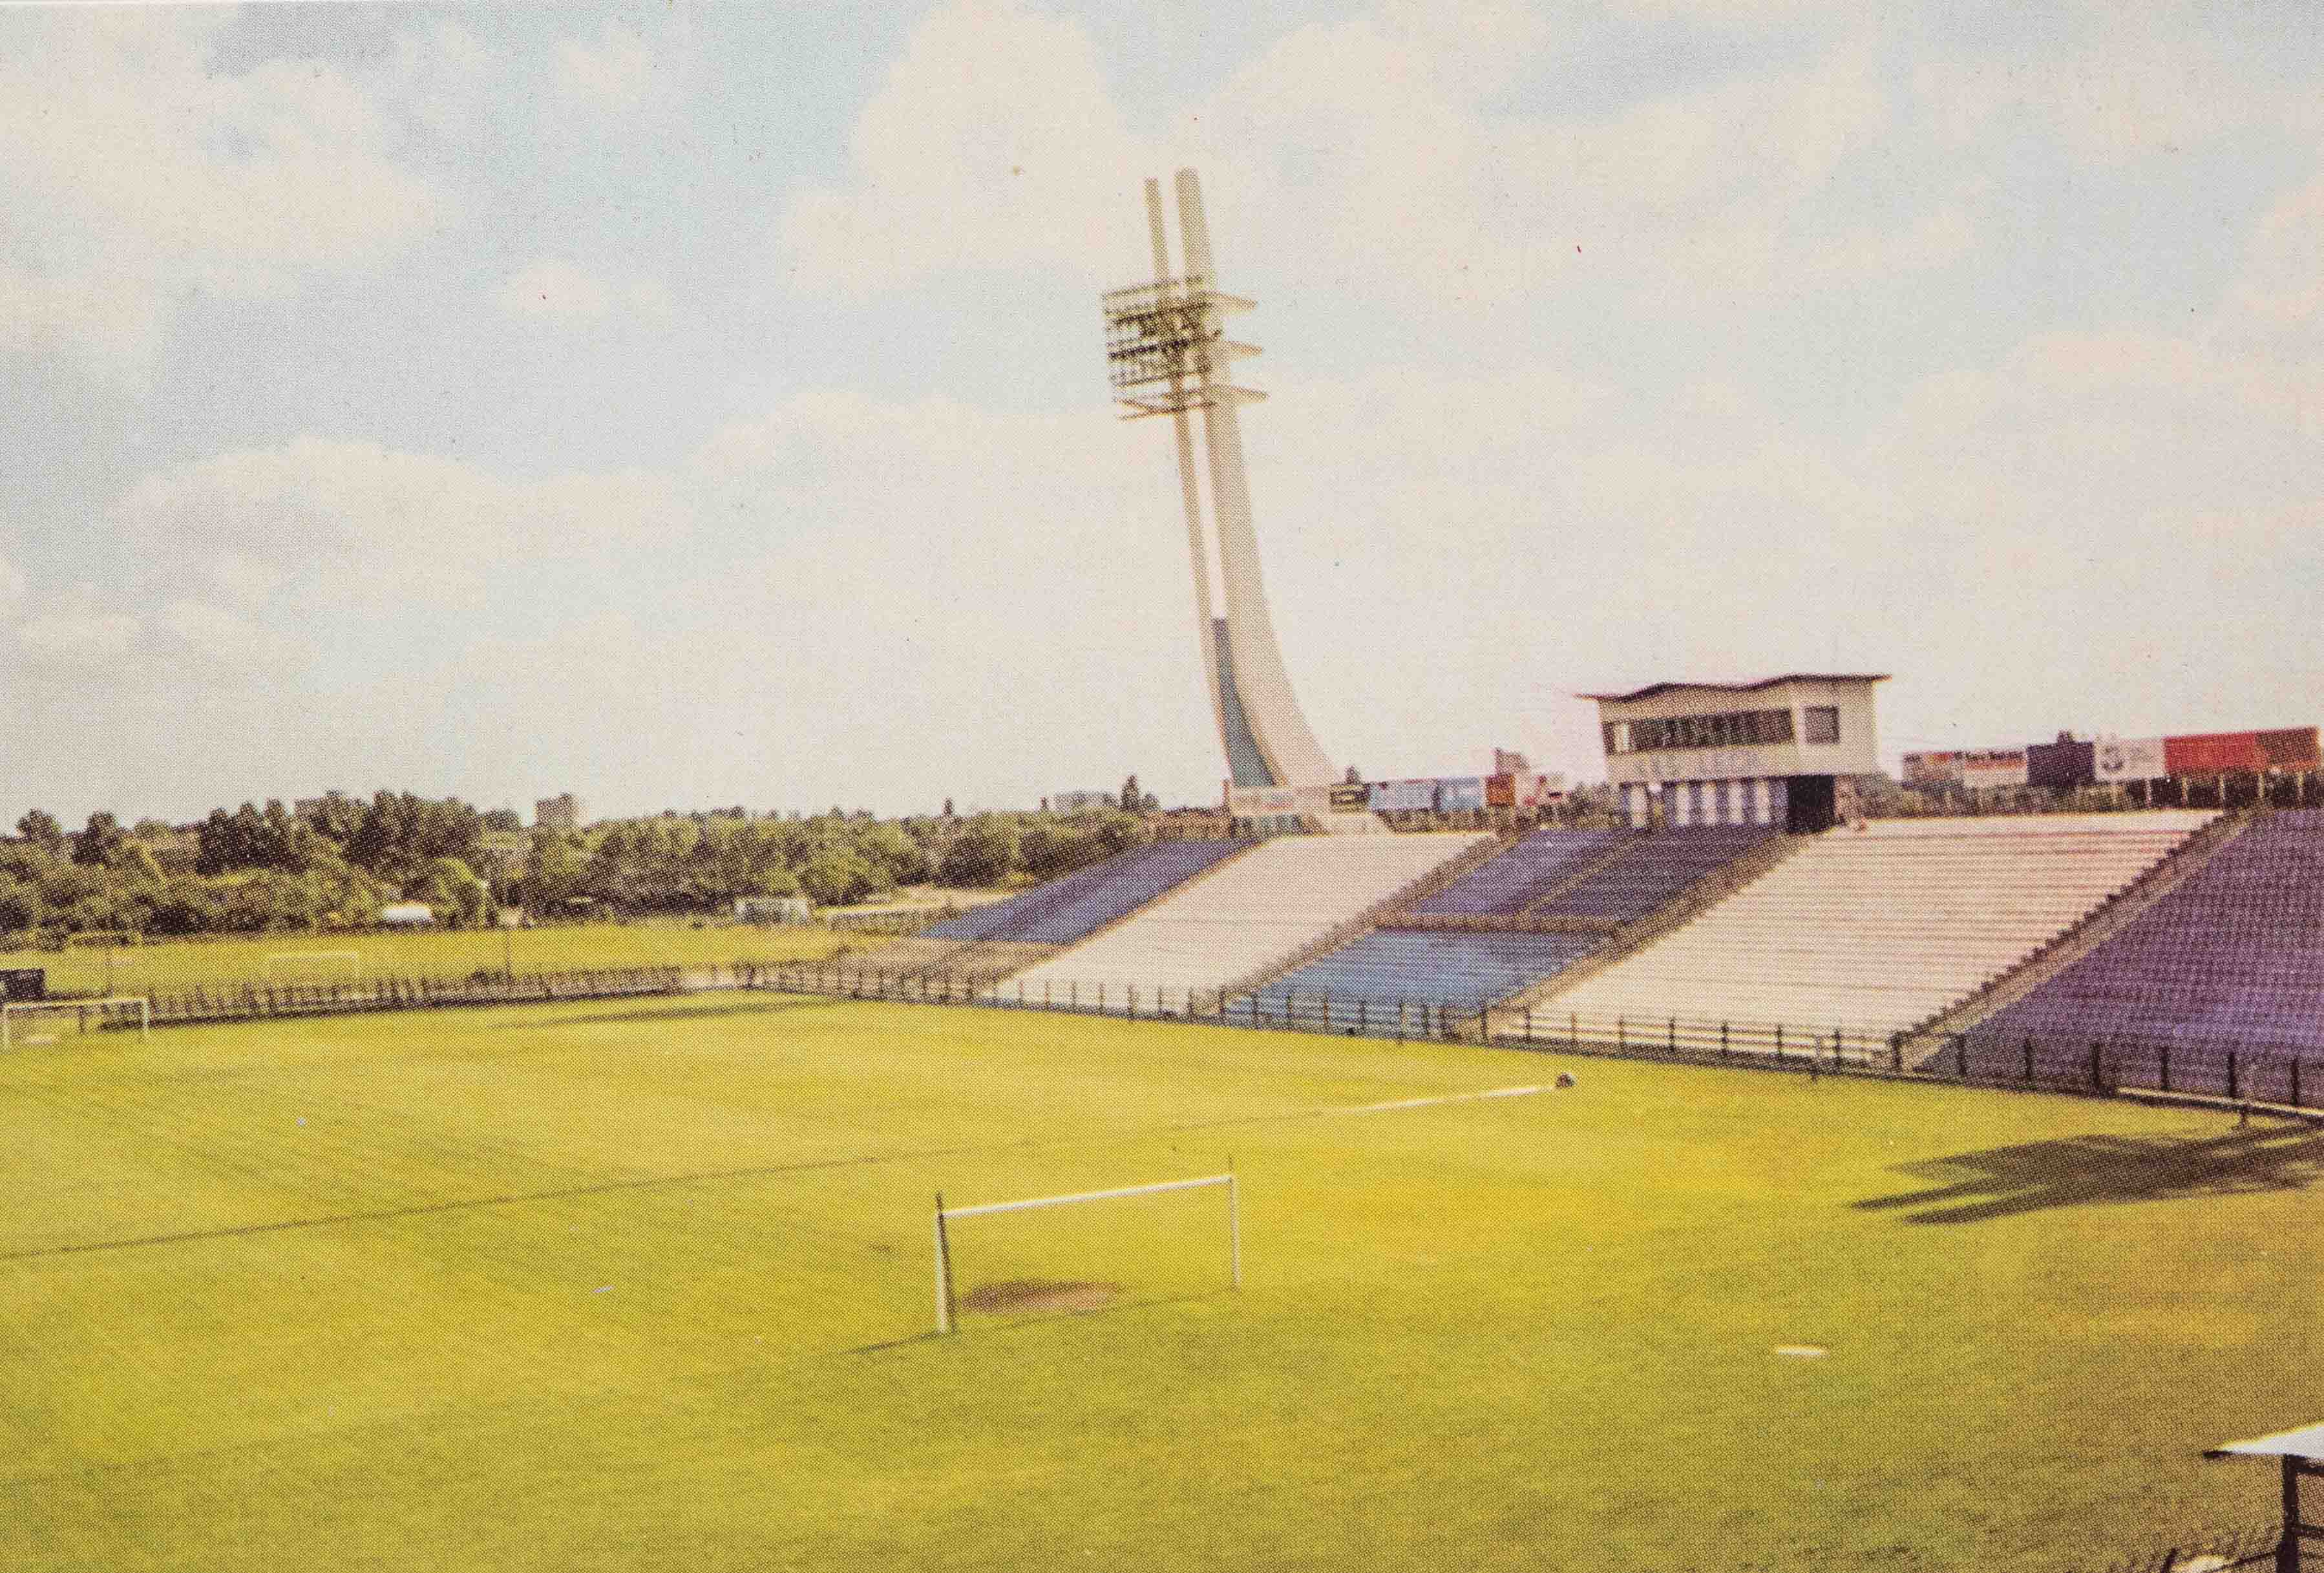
1102,273 -> 1262,417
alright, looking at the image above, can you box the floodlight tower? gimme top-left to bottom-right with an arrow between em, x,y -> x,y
1103,169 -> 1339,796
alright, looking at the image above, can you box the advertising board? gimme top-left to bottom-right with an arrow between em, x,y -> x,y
1961,748 -> 2029,790
1435,777 -> 1486,814
2093,736 -> 2166,782
1371,779 -> 1436,813
1901,752 -> 1963,787
2259,728 -> 2321,768
2164,732 -> 2263,775
1227,786 -> 1298,818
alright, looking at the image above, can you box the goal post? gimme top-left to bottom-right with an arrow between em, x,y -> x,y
933,1171 -> 1240,1335
62,930 -> 141,948
1,995 -> 151,1049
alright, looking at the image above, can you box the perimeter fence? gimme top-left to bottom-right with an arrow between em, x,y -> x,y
142,964 -> 709,1026
43,950 -> 2324,1124
752,960 -> 2324,1119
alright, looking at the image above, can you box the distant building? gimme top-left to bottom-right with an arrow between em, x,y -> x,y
379,902 -> 435,927
535,794 -> 583,830
1050,789 -> 1115,813
1585,674 -> 1887,833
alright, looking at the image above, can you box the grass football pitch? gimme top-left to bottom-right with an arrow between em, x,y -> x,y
5,994 -> 2321,1570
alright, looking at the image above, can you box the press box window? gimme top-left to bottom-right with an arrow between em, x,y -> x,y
1804,706 -> 1840,745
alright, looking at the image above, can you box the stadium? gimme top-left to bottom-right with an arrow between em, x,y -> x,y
10,11 -> 2324,1573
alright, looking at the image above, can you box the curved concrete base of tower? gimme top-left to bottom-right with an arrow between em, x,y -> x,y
1113,167 -> 1381,833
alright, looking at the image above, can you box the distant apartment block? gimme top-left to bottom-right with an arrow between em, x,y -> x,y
535,794 -> 584,830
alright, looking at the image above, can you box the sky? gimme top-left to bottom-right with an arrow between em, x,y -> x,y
3,0 -> 2321,827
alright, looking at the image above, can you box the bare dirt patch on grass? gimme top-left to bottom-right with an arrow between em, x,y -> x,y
958,1280 -> 1118,1314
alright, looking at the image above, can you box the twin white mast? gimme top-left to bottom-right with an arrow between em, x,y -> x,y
1104,170 -> 1338,794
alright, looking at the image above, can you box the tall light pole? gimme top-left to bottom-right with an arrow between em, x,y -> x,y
1103,171 -> 1340,801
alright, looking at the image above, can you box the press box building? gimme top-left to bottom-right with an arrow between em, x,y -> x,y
1586,675 -> 1887,833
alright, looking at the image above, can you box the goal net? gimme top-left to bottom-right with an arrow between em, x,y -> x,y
2,996 -> 151,1049
933,1173 -> 1239,1334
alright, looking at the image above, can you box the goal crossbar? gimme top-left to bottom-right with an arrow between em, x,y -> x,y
934,1172 -> 1238,1335
2,995 -> 151,1049
940,1174 -> 1232,1220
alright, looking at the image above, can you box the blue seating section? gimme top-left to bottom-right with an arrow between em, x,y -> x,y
1963,810 -> 2324,1094
1532,827 -> 1777,923
1248,929 -> 1604,1033
922,839 -> 1252,946
1410,829 -> 1632,916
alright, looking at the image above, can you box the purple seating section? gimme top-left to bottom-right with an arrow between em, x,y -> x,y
1531,827 -> 1778,923
1222,829 -> 1779,1028
923,839 -> 1252,945
1965,811 -> 2324,1093
929,812 -> 2324,1100
1410,829 -> 1631,915
1252,929 -> 1607,1034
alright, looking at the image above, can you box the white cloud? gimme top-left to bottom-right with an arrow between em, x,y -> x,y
556,20 -> 654,111
2236,170 -> 2324,326
153,599 -> 298,673
114,436 -> 690,605
0,10 -> 437,383
1916,35 -> 2321,160
777,0 -> 1148,297
780,3 -> 1945,315
9,584 -> 288,681
19,609 -> 142,667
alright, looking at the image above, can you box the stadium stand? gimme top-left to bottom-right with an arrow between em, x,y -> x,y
922,839 -> 1253,945
1249,929 -> 1605,1033
1409,828 -> 1632,916
1531,826 -> 1779,923
1523,812 -> 2213,1042
1961,810 -> 2324,1093
852,937 -> 1061,985
1000,832 -> 1488,1006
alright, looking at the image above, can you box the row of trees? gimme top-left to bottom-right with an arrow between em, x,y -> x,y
506,803 -> 1152,914
3,790 -> 1162,944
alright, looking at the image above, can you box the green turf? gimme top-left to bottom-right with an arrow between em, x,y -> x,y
0,921 -> 869,998
4,997 -> 2318,1570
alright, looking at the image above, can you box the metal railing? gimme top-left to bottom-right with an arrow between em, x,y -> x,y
753,960 -> 2324,1117
142,964 -> 708,1026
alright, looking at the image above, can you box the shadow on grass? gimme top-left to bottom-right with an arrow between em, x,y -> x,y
1855,1123 -> 2324,1224
512,997 -> 828,1031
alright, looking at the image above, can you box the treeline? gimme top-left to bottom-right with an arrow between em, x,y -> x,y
3,792 -> 508,941
0,789 -> 1161,943
517,804 -> 1153,913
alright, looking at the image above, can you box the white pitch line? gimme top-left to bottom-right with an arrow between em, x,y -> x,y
1329,1084 -> 1545,1116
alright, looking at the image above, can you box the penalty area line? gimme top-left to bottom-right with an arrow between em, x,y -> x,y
1326,1084 -> 1546,1117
